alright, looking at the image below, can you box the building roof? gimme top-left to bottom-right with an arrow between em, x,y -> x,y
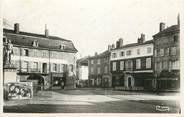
3,28 -> 78,53
77,57 -> 89,65
112,40 -> 153,51
89,50 -> 110,59
153,25 -> 179,38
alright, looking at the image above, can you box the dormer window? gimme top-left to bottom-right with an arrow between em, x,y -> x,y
60,45 -> 65,50
32,40 -> 39,47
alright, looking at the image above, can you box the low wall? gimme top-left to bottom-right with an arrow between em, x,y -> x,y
4,82 -> 33,100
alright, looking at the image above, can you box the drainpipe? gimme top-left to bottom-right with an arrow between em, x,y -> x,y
153,39 -> 157,93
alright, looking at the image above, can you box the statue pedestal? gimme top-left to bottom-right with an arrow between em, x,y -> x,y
3,64 -> 17,84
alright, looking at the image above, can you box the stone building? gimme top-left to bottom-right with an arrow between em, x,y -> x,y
153,17 -> 180,91
110,36 -> 154,91
76,57 -> 89,87
3,23 -> 78,89
88,48 -> 112,88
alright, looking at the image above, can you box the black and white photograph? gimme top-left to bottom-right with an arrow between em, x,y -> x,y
1,0 -> 183,115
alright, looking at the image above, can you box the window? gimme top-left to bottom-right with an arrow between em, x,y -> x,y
165,48 -> 170,56
125,60 -> 133,71
60,64 -> 65,72
60,45 -> 65,50
156,62 -> 159,70
97,67 -> 101,74
22,49 -> 29,56
112,62 -> 116,71
33,49 -> 39,57
171,47 -> 177,55
42,51 -> 47,58
137,49 -> 140,55
168,61 -> 172,72
53,63 -> 57,72
136,59 -> 141,69
104,57 -> 108,63
158,61 -> 162,70
126,50 -> 131,56
171,60 -> 179,70
120,51 -> 124,56
104,66 -> 108,73
22,61 -> 28,72
157,49 -> 160,56
154,50 -> 157,57
13,47 -> 19,55
160,49 -> 164,56
120,61 -> 124,70
91,60 -> 94,64
146,58 -> 151,69
173,35 -> 178,43
51,52 -> 57,58
69,65 -> 73,72
163,61 -> 168,70
33,62 -> 38,71
32,40 -> 39,47
91,67 -> 94,74
112,53 -> 117,58
147,47 -> 152,54
97,59 -> 101,64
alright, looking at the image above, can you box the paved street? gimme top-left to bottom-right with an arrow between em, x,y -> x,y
4,88 -> 180,113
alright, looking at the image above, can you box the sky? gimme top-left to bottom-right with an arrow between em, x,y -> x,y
2,0 -> 183,58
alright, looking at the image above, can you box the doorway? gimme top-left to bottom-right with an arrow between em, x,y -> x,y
128,77 -> 132,87
42,63 -> 47,73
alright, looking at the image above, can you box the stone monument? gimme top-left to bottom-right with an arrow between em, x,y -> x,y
3,39 -> 17,84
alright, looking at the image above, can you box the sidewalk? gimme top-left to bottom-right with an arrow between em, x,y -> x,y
83,88 -> 180,96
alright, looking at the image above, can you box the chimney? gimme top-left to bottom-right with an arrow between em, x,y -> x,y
141,33 -> 145,43
112,44 -> 115,49
137,38 -> 140,43
137,33 -> 145,43
159,22 -> 165,32
95,52 -> 98,56
119,38 -> 123,47
108,44 -> 112,51
14,23 -> 19,33
116,40 -> 120,48
45,24 -> 49,37
177,14 -> 180,26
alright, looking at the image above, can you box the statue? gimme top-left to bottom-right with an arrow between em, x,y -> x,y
4,39 -> 14,65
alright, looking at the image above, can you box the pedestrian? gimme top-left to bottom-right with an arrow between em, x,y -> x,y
61,81 -> 64,89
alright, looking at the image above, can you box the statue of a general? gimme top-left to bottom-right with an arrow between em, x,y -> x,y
3,39 -> 14,65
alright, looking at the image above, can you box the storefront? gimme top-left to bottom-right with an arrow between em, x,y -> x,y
112,74 -> 125,89
50,72 -> 65,89
112,73 -> 154,91
157,78 -> 180,91
102,75 -> 111,88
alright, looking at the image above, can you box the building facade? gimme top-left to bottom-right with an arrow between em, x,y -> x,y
3,23 -> 78,89
76,57 -> 89,87
110,36 -> 155,91
153,20 -> 180,91
88,50 -> 112,88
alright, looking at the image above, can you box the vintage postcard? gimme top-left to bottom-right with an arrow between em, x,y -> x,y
0,0 -> 183,116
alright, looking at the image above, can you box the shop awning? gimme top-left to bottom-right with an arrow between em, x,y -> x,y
157,78 -> 179,80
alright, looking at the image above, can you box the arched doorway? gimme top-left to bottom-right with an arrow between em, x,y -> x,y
27,73 -> 45,90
